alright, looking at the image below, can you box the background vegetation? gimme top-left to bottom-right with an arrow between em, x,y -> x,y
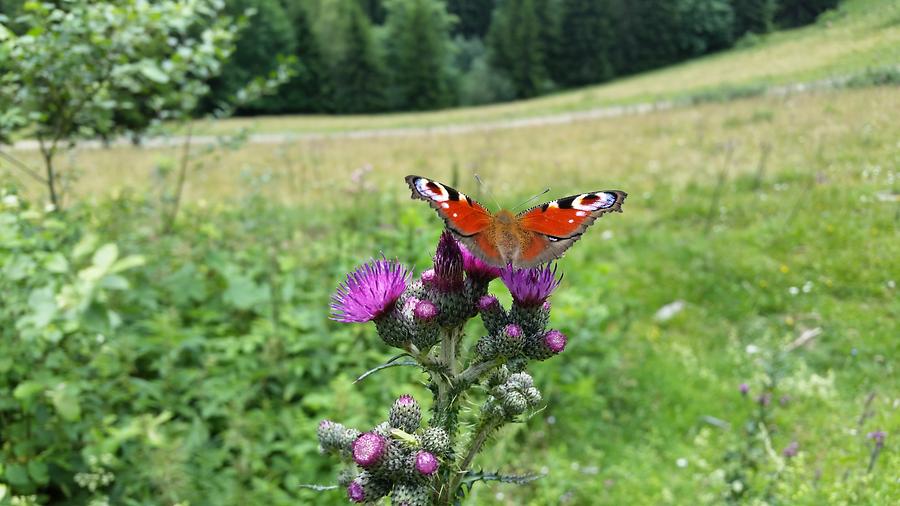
1,0 -> 898,505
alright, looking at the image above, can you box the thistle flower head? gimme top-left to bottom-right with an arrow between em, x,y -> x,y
501,264 -> 562,307
868,430 -> 886,446
433,231 -> 464,291
504,323 -> 522,338
478,294 -> 499,311
782,441 -> 799,458
420,268 -> 436,284
543,329 -> 567,353
414,450 -> 440,475
347,481 -> 365,503
352,432 -> 387,468
413,299 -> 438,321
459,241 -> 501,281
330,258 -> 409,323
739,383 -> 749,396
389,394 -> 421,433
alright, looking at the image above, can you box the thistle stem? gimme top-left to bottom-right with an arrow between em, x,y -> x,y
443,418 -> 499,504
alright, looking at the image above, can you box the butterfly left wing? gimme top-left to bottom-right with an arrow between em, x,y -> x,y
515,190 -> 627,267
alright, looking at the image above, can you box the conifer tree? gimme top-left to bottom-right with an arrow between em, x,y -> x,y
731,0 -> 776,36
554,0 -> 615,87
333,4 -> 387,113
487,0 -> 548,98
383,0 -> 455,110
447,0 -> 496,38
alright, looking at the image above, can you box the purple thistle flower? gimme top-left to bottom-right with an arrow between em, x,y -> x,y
396,394 -> 416,406
414,451 -> 440,475
782,441 -> 799,458
542,300 -> 551,312
347,480 -> 365,503
478,294 -> 499,311
500,264 -> 563,307
352,432 -> 387,468
414,299 -> 438,321
433,231 -> 464,291
544,329 -> 567,354
867,430 -> 886,447
504,324 -> 522,338
421,268 -> 436,284
739,383 -> 749,396
330,258 -> 409,323
757,393 -> 772,407
458,241 -> 501,281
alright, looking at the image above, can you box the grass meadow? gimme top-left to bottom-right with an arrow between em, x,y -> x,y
4,83 -> 898,504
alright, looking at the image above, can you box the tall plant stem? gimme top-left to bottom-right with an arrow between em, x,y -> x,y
164,123 -> 193,233
442,418 -> 499,505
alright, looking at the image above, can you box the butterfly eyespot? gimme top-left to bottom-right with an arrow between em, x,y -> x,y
452,213 -> 458,217
576,211 -> 587,217
442,203 -> 450,209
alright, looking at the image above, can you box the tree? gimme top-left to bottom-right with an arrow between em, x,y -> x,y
678,0 -> 736,56
614,0 -> 684,73
383,0 -> 456,110
274,1 -> 334,113
731,0 -> 776,36
776,0 -> 840,27
205,0 -> 295,115
553,0 -> 615,87
447,0 -> 495,38
332,4 -> 387,112
0,0 -> 239,208
487,0 -> 548,98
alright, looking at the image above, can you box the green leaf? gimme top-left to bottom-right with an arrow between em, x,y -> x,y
92,243 -> 119,271
13,380 -> 44,401
111,254 -> 145,273
49,384 -> 81,421
140,61 -> 170,83
72,233 -> 98,260
4,464 -> 29,487
27,460 -> 48,485
222,271 -> 269,310
45,252 -> 69,273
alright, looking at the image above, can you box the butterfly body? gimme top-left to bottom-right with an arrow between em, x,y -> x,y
406,175 -> 626,268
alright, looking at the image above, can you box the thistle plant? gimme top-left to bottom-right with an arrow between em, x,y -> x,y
320,232 -> 570,504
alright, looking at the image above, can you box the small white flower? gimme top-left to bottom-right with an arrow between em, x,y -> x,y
802,281 -> 813,293
2,194 -> 19,208
676,458 -> 688,468
887,280 -> 896,289
789,286 -> 800,296
546,415 -> 556,425
44,203 -> 56,213
745,344 -> 760,355
601,230 -> 614,241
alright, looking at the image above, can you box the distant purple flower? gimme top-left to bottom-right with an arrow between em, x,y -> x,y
780,395 -> 791,406
433,231 -> 464,291
739,383 -> 749,396
330,258 -> 409,323
782,441 -> 799,458
347,480 -> 365,502
868,430 -> 886,447
458,241 -> 501,281
543,329 -> 567,354
414,300 -> 438,321
414,451 -> 440,475
478,294 -> 499,311
757,393 -> 772,407
352,432 -> 387,468
500,264 -> 563,307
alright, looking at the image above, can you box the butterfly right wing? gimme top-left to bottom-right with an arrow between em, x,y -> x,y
406,175 -> 501,264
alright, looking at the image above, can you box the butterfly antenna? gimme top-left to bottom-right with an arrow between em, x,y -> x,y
513,188 -> 551,211
474,174 -> 502,211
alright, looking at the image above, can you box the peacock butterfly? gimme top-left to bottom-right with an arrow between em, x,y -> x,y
406,175 -> 627,268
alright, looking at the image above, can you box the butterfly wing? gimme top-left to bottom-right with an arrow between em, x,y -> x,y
406,175 -> 502,264
515,190 -> 627,267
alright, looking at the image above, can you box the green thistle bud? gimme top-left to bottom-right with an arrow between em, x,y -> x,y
374,307 -> 413,348
347,470 -> 391,503
421,427 -> 451,457
391,482 -> 431,506
337,467 -> 357,487
374,440 -> 411,479
318,420 -> 354,455
510,300 -> 550,337
525,329 -> 567,361
477,295 -> 508,335
389,395 -> 422,433
496,324 -> 525,357
501,391 -> 529,415
474,334 -> 498,361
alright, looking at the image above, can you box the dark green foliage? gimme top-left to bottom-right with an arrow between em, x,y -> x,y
358,0 -> 386,22
615,0 -> 685,73
731,0 -> 776,36
678,0 -> 736,56
487,0 -> 549,98
553,0 -> 615,87
775,0 -> 840,27
383,0 -> 455,110
206,0 -> 295,114
447,0 -> 496,37
276,2 -> 334,113
333,4 -> 388,112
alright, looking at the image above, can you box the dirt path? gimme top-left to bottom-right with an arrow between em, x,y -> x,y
5,80 -> 841,152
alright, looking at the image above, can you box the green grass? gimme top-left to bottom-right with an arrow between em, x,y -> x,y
5,85 -> 897,504
184,0 -> 900,135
